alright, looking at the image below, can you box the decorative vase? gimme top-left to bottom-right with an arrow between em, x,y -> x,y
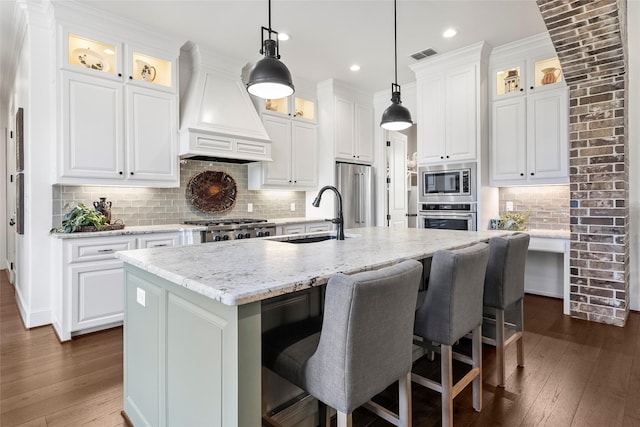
541,67 -> 561,85
93,197 -> 112,224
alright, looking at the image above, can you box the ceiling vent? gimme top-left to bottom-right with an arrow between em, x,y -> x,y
410,48 -> 437,61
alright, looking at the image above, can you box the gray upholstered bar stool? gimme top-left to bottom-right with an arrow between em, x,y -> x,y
482,232 -> 530,387
262,259 -> 423,427
412,243 -> 490,427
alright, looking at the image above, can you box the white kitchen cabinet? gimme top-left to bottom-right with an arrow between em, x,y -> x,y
334,96 -> 374,164
52,230 -> 191,341
489,33 -> 569,186
257,94 -> 316,123
248,115 -> 318,190
57,27 -> 179,187
411,44 -> 487,165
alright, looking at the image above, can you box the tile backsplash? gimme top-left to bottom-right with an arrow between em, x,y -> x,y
498,185 -> 570,230
52,160 -> 307,228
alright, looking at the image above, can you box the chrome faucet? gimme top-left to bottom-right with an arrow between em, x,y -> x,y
312,185 -> 345,240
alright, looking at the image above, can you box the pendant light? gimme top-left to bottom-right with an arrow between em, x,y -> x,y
380,0 -> 412,131
247,0 -> 295,99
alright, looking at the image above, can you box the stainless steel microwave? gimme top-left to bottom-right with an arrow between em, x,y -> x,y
418,162 -> 477,203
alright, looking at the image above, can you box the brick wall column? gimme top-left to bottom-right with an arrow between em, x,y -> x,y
537,0 -> 628,326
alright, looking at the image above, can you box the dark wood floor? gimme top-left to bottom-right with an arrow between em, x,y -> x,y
2,269 -> 640,426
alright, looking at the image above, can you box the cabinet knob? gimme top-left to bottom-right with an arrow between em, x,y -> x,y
440,156 -> 444,159
129,76 -> 133,80
119,171 -> 123,175
118,73 -> 122,77
446,155 -> 450,159
294,180 -> 297,183
530,86 -> 534,90
130,172 -> 135,175
520,88 -> 524,92
288,180 -> 292,183
520,173 -> 524,176
530,172 -> 534,176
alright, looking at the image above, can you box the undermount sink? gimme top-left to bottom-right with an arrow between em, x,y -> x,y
271,233 -> 357,244
281,235 -> 340,244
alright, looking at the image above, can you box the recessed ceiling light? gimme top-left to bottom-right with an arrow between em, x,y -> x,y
350,64 -> 361,71
278,33 -> 290,41
443,28 -> 457,38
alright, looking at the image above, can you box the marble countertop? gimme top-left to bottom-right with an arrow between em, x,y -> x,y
115,227 -> 511,306
527,229 -> 570,239
50,224 -> 206,239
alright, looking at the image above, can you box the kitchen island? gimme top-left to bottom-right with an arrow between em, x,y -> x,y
115,227 -> 509,426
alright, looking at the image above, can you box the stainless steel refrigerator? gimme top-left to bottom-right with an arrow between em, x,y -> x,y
336,162 -> 374,228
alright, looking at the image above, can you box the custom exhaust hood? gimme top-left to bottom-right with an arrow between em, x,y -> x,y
179,42 -> 272,163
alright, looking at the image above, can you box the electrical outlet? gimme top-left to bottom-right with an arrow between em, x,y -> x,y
247,203 -> 253,213
506,201 -> 514,212
290,203 -> 296,211
136,287 -> 146,307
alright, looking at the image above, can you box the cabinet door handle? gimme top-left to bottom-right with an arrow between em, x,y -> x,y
98,249 -> 114,253
152,244 -> 168,247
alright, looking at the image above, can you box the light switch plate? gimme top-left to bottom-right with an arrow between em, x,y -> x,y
247,203 -> 253,213
136,287 -> 146,307
506,201 -> 514,212
290,203 -> 295,211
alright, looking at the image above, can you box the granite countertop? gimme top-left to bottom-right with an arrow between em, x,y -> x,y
115,227 -> 511,306
50,224 -> 206,239
269,217 -> 329,225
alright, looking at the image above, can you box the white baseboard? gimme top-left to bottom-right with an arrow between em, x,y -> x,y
15,286 -> 51,328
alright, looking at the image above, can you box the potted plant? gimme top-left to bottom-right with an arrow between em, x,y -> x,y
61,203 -> 108,233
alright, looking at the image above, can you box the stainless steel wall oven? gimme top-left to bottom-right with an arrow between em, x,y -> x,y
418,203 -> 477,231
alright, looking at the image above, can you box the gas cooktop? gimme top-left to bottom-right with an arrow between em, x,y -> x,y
184,218 -> 269,226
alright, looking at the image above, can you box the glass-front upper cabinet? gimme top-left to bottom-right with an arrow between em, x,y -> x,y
531,55 -> 563,89
66,33 -> 120,77
130,50 -> 172,89
494,61 -> 526,98
492,56 -> 563,99
262,95 -> 316,122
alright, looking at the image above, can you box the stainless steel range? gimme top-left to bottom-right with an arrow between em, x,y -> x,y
184,218 -> 276,243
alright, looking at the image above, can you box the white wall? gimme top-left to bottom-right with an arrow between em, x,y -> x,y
628,0 -> 639,310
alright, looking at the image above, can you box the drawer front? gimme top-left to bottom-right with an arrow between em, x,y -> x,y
305,223 -> 331,233
138,233 -> 181,249
70,238 -> 136,263
283,225 -> 305,235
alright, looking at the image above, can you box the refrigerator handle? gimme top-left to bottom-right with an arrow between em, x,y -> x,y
359,172 -> 365,224
354,173 -> 360,224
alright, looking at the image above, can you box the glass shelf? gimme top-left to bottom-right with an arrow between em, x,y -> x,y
131,52 -> 172,87
68,33 -> 117,75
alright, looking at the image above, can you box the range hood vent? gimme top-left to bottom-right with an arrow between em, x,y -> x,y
179,43 -> 272,163
411,48 -> 438,61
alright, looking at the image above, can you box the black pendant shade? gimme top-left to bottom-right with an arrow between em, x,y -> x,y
247,0 -> 294,99
381,0 -> 412,131
381,84 -> 413,131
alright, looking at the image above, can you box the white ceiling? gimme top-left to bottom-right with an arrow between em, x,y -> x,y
1,0 -> 547,106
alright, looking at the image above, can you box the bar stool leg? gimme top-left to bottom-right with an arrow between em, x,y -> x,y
398,372 -> 412,427
496,308 -> 506,387
441,344 -> 454,427
472,325 -> 483,412
337,411 -> 352,427
516,299 -> 525,367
